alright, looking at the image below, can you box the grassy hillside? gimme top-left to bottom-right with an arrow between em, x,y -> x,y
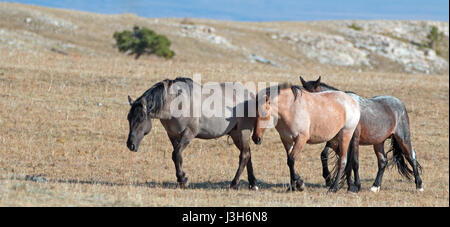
0,2 -> 448,206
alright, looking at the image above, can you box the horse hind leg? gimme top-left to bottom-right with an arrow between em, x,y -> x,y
329,130 -> 353,193
393,133 -> 423,191
370,142 -> 387,193
350,131 -> 361,193
391,110 -> 423,191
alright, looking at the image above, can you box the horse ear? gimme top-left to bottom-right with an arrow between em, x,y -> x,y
299,76 -> 306,86
314,76 -> 321,88
140,98 -> 147,112
128,95 -> 134,106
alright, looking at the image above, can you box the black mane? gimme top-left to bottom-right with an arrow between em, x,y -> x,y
260,83 -> 303,101
318,82 -> 356,95
138,77 -> 193,115
319,82 -> 339,91
164,77 -> 194,88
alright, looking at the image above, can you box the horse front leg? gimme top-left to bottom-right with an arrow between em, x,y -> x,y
170,130 -> 194,189
246,154 -> 258,190
230,147 -> 251,190
348,127 -> 361,193
371,142 -> 387,192
285,135 -> 308,192
351,143 -> 361,192
320,145 -> 332,187
230,130 -> 255,190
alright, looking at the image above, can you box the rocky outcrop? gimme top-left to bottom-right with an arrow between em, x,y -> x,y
277,31 -> 371,67
173,20 -> 448,74
342,26 -> 448,74
179,24 -> 237,50
270,21 -> 448,74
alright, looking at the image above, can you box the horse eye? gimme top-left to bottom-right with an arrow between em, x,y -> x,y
136,112 -> 146,122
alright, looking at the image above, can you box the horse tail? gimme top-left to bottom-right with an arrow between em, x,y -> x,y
387,135 -> 414,181
344,135 -> 356,179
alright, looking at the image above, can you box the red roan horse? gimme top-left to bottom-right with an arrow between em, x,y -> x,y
300,76 -> 423,192
252,83 -> 360,192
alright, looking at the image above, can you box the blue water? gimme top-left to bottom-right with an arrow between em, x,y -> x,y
7,0 -> 449,21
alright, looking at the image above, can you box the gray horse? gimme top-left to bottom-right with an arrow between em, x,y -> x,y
126,77 -> 258,190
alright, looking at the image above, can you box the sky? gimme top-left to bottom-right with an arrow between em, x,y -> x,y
8,0 -> 450,21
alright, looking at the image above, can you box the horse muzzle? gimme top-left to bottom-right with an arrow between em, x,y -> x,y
127,140 -> 138,152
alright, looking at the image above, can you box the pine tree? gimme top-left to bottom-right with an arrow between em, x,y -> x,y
113,26 -> 175,59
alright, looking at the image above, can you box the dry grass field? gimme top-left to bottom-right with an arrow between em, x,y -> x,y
0,3 -> 448,206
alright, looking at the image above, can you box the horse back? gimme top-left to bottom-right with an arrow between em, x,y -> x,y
300,91 -> 360,143
164,82 -> 254,140
308,91 -> 360,126
355,95 -> 406,145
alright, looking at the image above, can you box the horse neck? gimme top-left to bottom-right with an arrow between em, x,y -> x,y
149,111 -> 170,120
148,101 -> 171,120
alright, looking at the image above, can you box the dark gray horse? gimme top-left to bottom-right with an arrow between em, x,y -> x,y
300,76 -> 423,192
126,77 -> 258,190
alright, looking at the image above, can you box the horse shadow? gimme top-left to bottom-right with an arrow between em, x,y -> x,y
13,175 -> 325,192
143,180 -> 325,192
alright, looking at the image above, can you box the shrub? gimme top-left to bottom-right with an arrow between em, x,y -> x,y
420,26 -> 448,60
180,17 -> 195,25
426,26 -> 443,50
348,23 -> 362,31
113,26 -> 175,59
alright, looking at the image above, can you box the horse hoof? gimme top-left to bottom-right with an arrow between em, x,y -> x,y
348,185 -> 359,193
249,185 -> 259,191
370,186 -> 380,193
295,182 -> 305,192
286,186 -> 296,192
230,184 -> 240,190
417,187 -> 424,192
328,188 -> 338,193
177,177 -> 188,189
